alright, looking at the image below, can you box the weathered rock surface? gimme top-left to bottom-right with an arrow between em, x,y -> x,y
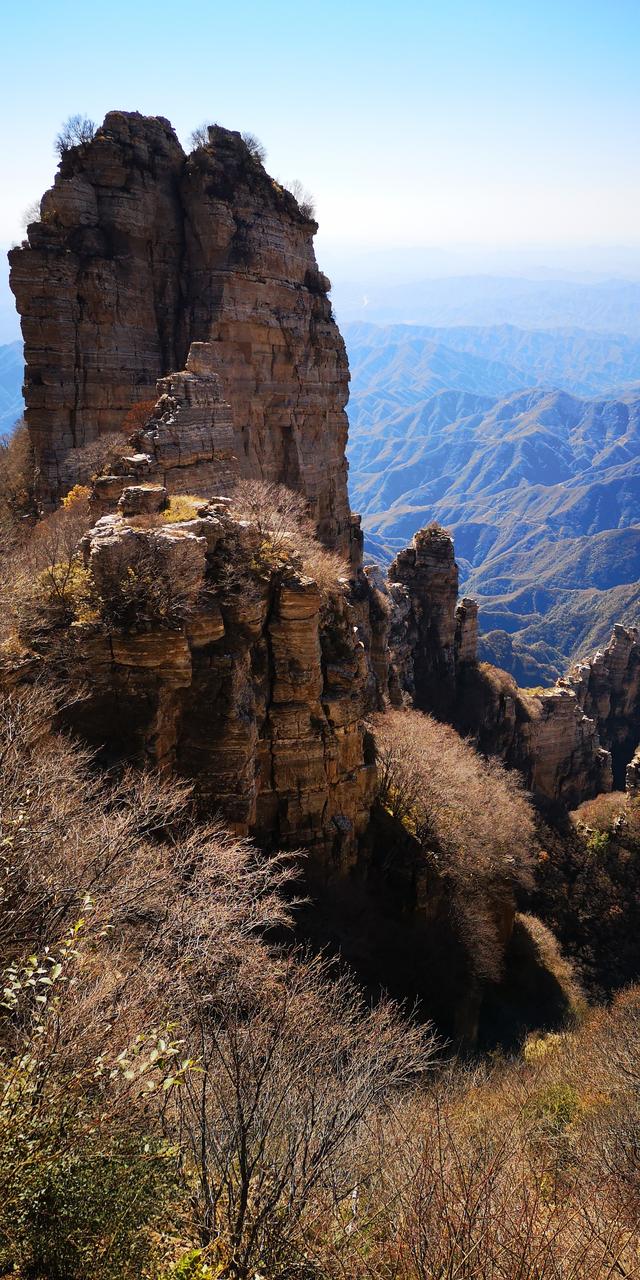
626,745 -> 640,795
387,526 -> 466,713
10,113 -> 351,552
51,508 -> 375,869
563,624 -> 640,788
387,524 -> 613,806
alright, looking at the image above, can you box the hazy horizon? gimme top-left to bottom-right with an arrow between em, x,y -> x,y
2,0 -> 639,247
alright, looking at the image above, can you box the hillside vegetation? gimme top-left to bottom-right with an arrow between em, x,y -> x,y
346,324 -> 640,681
2,364 -> 640,1277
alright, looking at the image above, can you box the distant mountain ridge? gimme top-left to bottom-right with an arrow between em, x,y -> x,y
346,322 -> 640,682
335,276 -> 640,336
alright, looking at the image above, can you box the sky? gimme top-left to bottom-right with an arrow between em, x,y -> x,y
1,0 -> 639,295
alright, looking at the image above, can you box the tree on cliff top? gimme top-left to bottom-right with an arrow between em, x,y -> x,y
54,115 -> 95,156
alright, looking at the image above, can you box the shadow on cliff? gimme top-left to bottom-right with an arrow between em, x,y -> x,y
295,804 -> 577,1053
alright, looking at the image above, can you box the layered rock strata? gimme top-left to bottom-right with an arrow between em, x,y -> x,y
50,500 -> 376,870
9,112 -> 351,552
387,526 -> 612,806
563,625 -> 640,788
386,526 -> 471,713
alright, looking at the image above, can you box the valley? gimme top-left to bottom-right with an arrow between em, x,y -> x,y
346,322 -> 640,681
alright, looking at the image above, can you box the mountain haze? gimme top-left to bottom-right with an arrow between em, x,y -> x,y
346,323 -> 640,681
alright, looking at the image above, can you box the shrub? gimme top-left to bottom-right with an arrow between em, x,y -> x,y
229,479 -> 348,595
374,707 -> 536,979
188,121 -> 214,150
54,114 -> 95,156
21,198 -> 41,228
92,530 -> 203,629
288,179 -> 316,220
122,397 -> 158,436
160,494 -> 205,523
0,420 -> 36,524
241,131 -> 266,164
517,912 -> 585,1021
572,791 -> 627,835
60,433 -> 127,486
1,484 -> 92,636
170,955 -> 433,1276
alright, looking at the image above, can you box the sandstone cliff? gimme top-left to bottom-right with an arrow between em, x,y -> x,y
385,526 -> 613,806
563,624 -> 640,788
9,109 -> 639,1048
10,113 -> 351,552
26,495 -> 376,872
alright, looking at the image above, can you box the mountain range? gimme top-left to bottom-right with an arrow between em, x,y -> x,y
334,276 -> 640,336
346,322 -> 640,683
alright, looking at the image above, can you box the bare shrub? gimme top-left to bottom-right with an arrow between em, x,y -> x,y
518,911 -> 586,1019
374,707 -> 536,980
0,421 -> 36,526
289,179 -> 316,220
92,530 -> 204,629
572,790 -> 627,835
60,433 -> 127,486
229,479 -> 348,594
55,114 -> 95,156
0,484 -> 92,636
188,121 -> 214,150
0,685 -> 307,1277
21,199 -> 41,228
171,954 -> 433,1275
241,131 -> 266,164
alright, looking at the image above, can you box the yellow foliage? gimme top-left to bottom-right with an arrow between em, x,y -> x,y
523,1032 -> 564,1063
160,495 -> 205,524
61,484 -> 91,511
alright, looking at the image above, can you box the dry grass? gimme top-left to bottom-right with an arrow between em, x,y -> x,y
160,493 -> 205,523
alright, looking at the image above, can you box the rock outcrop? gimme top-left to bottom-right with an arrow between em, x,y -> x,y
563,625 -> 640,788
10,113 -> 351,552
46,500 -> 376,872
387,525 -> 613,806
386,526 -> 472,713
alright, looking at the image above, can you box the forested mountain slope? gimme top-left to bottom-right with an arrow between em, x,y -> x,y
346,325 -> 640,681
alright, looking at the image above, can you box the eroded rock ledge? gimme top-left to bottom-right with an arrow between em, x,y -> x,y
36,500 -> 376,872
383,525 -> 614,807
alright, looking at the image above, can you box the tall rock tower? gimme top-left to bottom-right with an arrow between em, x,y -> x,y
9,112 -> 352,551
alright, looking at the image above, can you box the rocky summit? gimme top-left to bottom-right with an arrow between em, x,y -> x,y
9,112 -> 351,553
8,112 -> 640,827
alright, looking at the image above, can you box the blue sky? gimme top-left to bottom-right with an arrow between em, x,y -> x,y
1,0 -> 639,259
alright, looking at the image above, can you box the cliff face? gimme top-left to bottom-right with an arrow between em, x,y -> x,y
9,112 -> 351,552
563,625 -> 640,788
51,499 -> 376,872
386,526 -> 613,806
